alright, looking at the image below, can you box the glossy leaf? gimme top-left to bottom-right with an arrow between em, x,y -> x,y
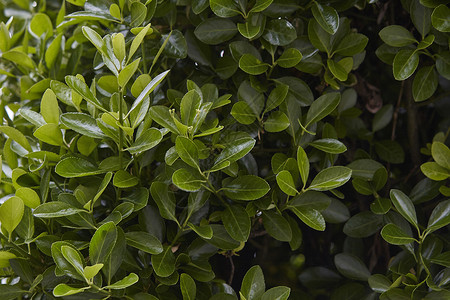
126,128 -> 163,154
33,202 -> 84,218
176,136 -> 200,169
308,166 -> 352,191
151,246 -> 176,277
309,138 -> 347,154
431,4 -> 450,32
290,206 -> 326,231
276,48 -> 302,68
223,175 -> 270,201
379,25 -> 417,46
261,286 -> 290,300
311,2 -> 339,34
180,273 -> 196,300
222,205 -> 251,242
393,50 -> 420,81
53,284 -> 85,297
240,265 -> 265,300
413,66 -> 438,102
262,210 -> 292,241
55,157 -> 104,178
305,93 -> 340,127
334,253 -> 370,281
0,196 -> 24,236
239,54 -> 269,75
104,273 -> 139,289
381,223 -> 416,245
276,170 -> 298,196
194,18 -> 237,45
125,231 -> 163,254
390,189 -> 418,229
210,0 -> 240,17
432,142 -> 450,170
427,199 -> 450,233
61,113 -> 107,139
89,222 -> 117,265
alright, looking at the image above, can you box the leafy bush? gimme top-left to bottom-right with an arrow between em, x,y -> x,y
0,0 -> 449,299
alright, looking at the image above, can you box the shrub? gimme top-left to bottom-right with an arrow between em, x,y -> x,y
0,0 -> 449,299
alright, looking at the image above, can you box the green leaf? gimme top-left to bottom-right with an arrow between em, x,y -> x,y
436,52 -> 450,80
53,284 -> 85,297
113,170 -> 139,188
130,1 -> 146,27
327,59 -> 349,81
311,2 -> 339,34
2,51 -> 35,69
262,210 -> 292,241
222,205 -> 251,242
223,175 -> 270,201
127,70 -> 170,118
374,140 -> 405,164
61,113 -> 107,139
238,80 -> 264,116
238,13 -> 265,39
290,191 -> 331,211
126,128 -> 163,154
343,211 -> 383,238
250,0 -> 274,13
210,0 -> 241,17
90,222 -> 117,265
51,241 -> 85,280
276,48 -> 302,68
393,49 -> 420,81
41,89 -> 59,124
421,162 -> 450,180
276,170 -> 298,196
33,202 -> 84,218
261,286 -> 291,300
0,126 -> 32,152
430,251 -> 450,267
379,25 -> 417,46
264,111 -> 290,133
381,223 -> 416,245
413,66 -> 438,102
0,196 -> 24,236
104,273 -> 139,289
194,18 -> 237,45
151,246 -> 176,277
426,199 -> 450,233
129,24 -> 152,62
240,265 -> 265,300
432,142 -> 450,170
263,19 -> 297,46
308,18 -> 332,54
334,253 -> 370,281
213,134 -> 255,168
29,13 -> 53,40
305,92 -> 340,127
118,58 -> 140,87
432,4 -> 450,32
334,33 -> 368,56
289,206 -> 326,231
65,75 -> 104,111
176,136 -> 200,169
148,105 -> 179,134
172,168 -> 205,192
239,54 -> 269,75
180,90 -> 201,126
264,84 -> 289,113
180,273 -> 196,300
231,101 -> 257,125
125,231 -> 163,254
61,245 -> 84,276
372,104 -> 393,132
34,124 -> 63,146
15,187 -> 40,209
368,274 -> 392,293
187,223 -> 213,239
308,166 -> 352,191
309,138 -> 347,154
150,182 -> 178,224
390,189 -> 418,229
55,157 -> 104,178
83,264 -> 103,280
297,146 -> 309,188
207,224 -> 240,250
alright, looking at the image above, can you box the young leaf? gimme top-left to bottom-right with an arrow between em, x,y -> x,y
297,146 -> 309,188
180,273 -> 196,300
83,264 -> 103,280
61,245 -> 85,277
15,187 -> 40,209
113,170 -> 139,188
41,89 -> 59,124
276,170 -> 298,196
276,48 -> 302,68
53,284 -> 86,297
431,142 -> 450,170
34,124 -> 63,146
104,273 -> 139,289
0,196 -> 24,237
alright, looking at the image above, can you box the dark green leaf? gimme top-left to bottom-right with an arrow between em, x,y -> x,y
343,211 -> 383,238
431,4 -> 450,32
89,222 -> 117,265
210,0 -> 241,17
393,49 -> 420,81
390,189 -> 418,229
222,205 -> 251,242
262,210 -> 292,241
276,170 -> 298,196
180,273 -> 196,300
427,199 -> 450,233
381,223 -> 416,245
311,2 -> 339,34
309,138 -> 347,154
55,157 -> 104,178
151,246 -> 176,277
125,231 -> 163,254
126,128 -> 163,154
172,168 -> 205,192
240,265 -> 265,300
305,92 -> 340,127
289,206 -> 326,231
413,66 -> 438,102
334,253 -> 370,281
308,166 -> 352,191
194,18 -> 237,45
239,54 -> 269,75
34,202 -> 84,218
263,19 -> 297,46
223,175 -> 270,201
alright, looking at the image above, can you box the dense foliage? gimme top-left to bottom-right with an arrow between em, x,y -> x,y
0,0 -> 449,299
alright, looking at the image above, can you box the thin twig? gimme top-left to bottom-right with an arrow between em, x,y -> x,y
228,256 -> 235,286
391,80 -> 405,141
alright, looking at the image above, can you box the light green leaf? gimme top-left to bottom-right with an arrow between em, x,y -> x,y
104,273 -> 139,289
308,166 -> 352,191
264,111 -> 290,132
187,223 -> 213,239
176,136 -> 200,169
41,89 -> 59,124
213,134 -> 255,168
421,162 -> 450,180
231,101 -> 257,125
172,168 -> 205,192
33,124 -> 63,146
432,142 -> 450,170
297,146 -> 309,188
0,196 -> 24,236
261,286 -> 290,300
53,284 -> 86,297
83,264 -> 103,280
276,48 -> 302,68
0,126 -> 32,152
61,245 -> 84,276
148,106 -> 179,134
89,222 -> 117,265
118,58 -> 140,87
65,75 -> 104,111
129,23 -> 152,61
15,187 -> 40,209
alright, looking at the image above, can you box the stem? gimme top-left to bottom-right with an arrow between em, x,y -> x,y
118,87 -> 124,170
0,232 -> 38,262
